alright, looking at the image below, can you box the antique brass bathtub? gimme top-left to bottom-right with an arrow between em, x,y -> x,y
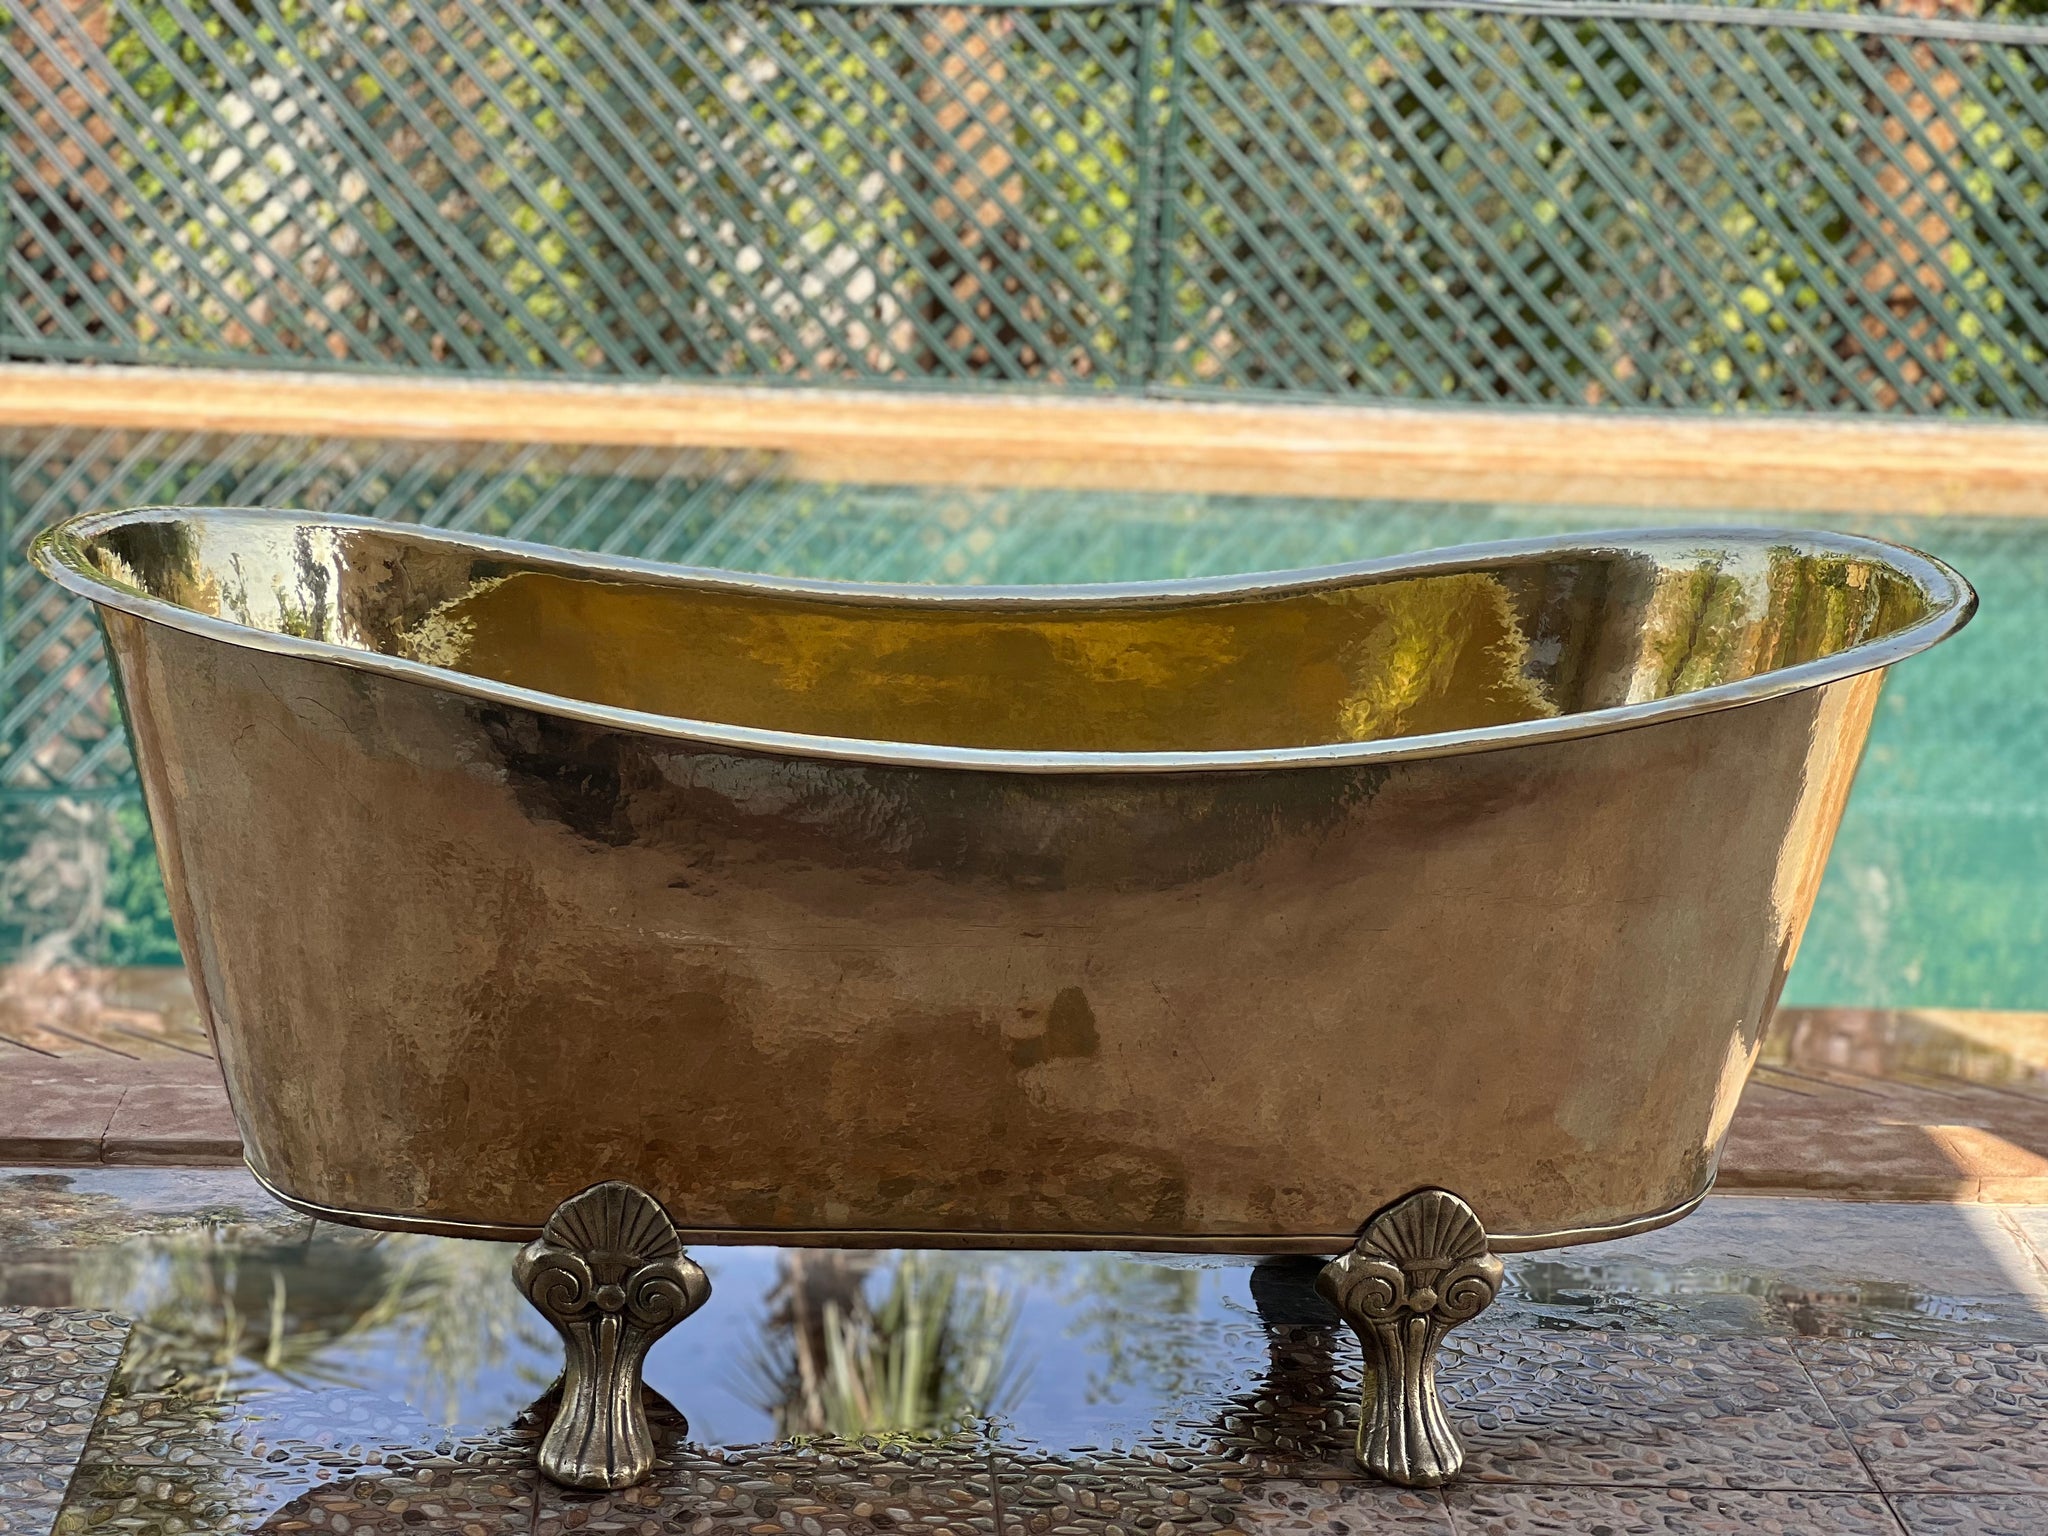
36,508 -> 1973,1489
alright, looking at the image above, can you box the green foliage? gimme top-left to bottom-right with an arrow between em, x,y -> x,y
744,1252 -> 1024,1441
101,799 -> 183,966
27,1 -> 1144,379
16,1 -> 2048,410
1163,2 -> 2048,409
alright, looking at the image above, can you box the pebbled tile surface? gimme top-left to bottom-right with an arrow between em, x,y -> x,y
1893,1494 -> 2048,1535
1442,1486 -> 1904,1534
54,1461 -> 317,1536
1501,1200 -> 2048,1343
533,1437 -> 999,1536
0,1310 -> 127,1470
0,1169 -> 304,1263
253,1460 -> 537,1534
1189,1477 -> 1452,1534
0,1468 -> 73,1536
1797,1339 -> 2048,1495
1450,1331 -> 1872,1491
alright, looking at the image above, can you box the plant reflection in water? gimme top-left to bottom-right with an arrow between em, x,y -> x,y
47,1223 -> 1262,1459
744,1251 -> 1026,1442
70,1226 -> 552,1428
38,1223 -> 2023,1448
1060,1256 -> 1235,1412
22,1166 -> 2048,1535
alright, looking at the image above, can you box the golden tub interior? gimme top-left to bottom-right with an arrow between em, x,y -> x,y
73,515 -> 1938,753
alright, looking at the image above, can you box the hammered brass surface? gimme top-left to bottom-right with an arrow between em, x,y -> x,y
33,512 -> 1974,1248
410,567 -> 1568,752
58,511 -> 1937,757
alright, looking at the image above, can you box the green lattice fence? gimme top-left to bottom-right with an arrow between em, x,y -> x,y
10,1 -> 2048,410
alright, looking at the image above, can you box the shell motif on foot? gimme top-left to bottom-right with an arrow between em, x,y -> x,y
514,1181 -> 711,1490
1316,1188 -> 1502,1488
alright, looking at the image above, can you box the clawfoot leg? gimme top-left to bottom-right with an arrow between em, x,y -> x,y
1315,1188 -> 1502,1488
514,1181 -> 711,1490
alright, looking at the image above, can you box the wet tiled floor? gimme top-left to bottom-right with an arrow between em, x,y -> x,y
4,1171 -> 2048,1532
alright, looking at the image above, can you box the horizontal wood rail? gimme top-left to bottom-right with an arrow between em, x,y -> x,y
4,364 -> 2047,515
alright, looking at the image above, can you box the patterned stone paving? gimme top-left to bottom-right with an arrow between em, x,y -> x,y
0,1468 -> 74,1536
1453,1333 -> 1869,1491
1231,1481 -> 1451,1534
1795,1340 -> 2048,1495
0,1310 -> 129,1536
4,1170 -> 2048,1533
530,1432 -> 1002,1536
1442,1487 -> 1902,1534
1,1312 -> 129,1468
1892,1495 -> 2048,1536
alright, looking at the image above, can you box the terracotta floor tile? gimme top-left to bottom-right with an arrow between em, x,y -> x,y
0,1053 -> 233,1166
101,1085 -> 241,1165
0,968 -> 210,1064
0,1075 -> 118,1164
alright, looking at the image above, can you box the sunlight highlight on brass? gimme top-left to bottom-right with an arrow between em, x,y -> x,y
58,509 -> 1938,760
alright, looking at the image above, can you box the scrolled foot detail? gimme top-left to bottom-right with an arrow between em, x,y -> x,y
1315,1188 -> 1502,1488
513,1181 -> 710,1490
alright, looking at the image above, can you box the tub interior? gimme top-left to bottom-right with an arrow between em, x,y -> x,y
73,515 -> 1936,753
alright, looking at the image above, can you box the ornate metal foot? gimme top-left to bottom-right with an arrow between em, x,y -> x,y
1315,1188 -> 1502,1488
514,1181 -> 711,1490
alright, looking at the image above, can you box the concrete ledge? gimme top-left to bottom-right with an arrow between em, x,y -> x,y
0,1055 -> 242,1168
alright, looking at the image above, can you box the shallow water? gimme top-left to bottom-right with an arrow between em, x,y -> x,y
7,1167 -> 2047,1467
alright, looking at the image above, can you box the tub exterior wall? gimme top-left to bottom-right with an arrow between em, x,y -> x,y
106,607 -> 1882,1249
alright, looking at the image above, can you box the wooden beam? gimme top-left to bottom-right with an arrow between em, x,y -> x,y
4,362 -> 2046,514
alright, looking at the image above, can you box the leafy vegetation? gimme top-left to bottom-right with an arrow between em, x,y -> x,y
12,1 -> 2047,410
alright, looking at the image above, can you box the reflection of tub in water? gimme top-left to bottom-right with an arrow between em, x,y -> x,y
35,509 -> 1973,1483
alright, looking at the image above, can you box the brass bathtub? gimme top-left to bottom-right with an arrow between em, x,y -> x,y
36,507 -> 1973,1488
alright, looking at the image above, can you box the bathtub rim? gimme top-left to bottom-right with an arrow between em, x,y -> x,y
242,1158 -> 1712,1254
35,505 -> 1975,775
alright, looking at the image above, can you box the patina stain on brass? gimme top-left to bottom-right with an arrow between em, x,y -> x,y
34,510 -> 1975,1251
